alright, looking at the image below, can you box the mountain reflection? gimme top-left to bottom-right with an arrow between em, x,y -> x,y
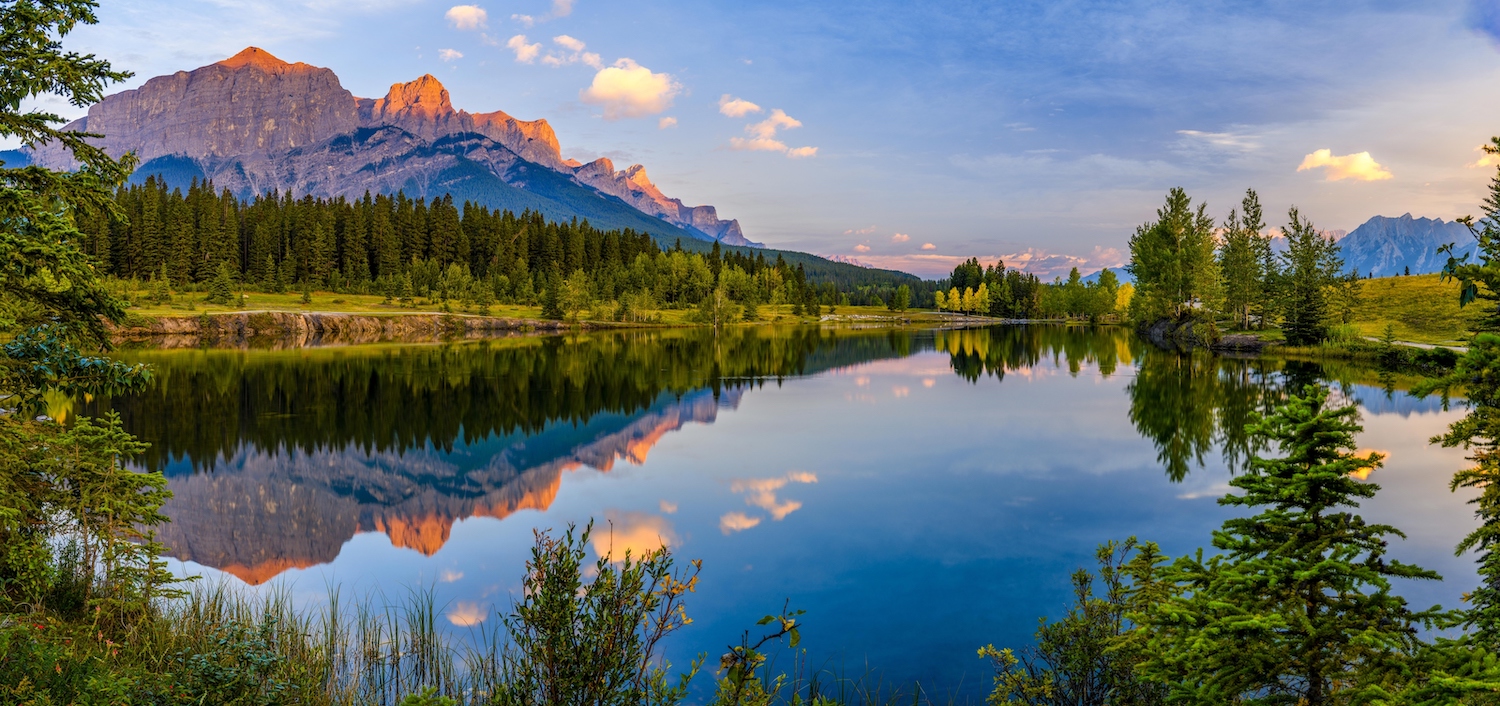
93,324 -> 1413,584
97,328 -> 916,583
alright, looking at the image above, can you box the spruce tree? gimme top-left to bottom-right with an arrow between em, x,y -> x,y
205,261 -> 235,306
1280,207 -> 1342,346
1139,385 -> 1441,704
1125,187 -> 1219,324
541,271 -> 565,320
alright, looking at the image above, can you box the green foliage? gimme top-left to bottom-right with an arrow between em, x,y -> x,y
1280,207 -> 1344,346
205,260 -> 236,306
1217,189 -> 1271,330
1126,187 -> 1219,324
979,538 -> 1167,706
559,269 -> 592,322
713,603 -> 806,706
891,284 -> 911,312
401,686 -> 458,706
492,522 -> 701,706
1137,385 -> 1441,704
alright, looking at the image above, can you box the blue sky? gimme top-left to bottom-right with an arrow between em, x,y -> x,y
30,0 -> 1500,277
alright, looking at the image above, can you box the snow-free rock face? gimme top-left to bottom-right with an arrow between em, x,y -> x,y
29,47 -> 757,246
1339,213 -> 1476,277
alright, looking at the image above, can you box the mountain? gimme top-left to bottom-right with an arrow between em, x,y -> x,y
21,47 -> 759,247
1337,213 -> 1475,277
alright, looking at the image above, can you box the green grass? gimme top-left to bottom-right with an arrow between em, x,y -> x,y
1346,273 -> 1480,345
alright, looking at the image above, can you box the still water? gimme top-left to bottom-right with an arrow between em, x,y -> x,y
99,325 -> 1476,695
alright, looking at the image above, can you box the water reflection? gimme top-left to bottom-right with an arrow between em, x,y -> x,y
89,323 -> 1469,692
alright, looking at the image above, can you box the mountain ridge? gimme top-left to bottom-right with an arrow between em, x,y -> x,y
25,47 -> 760,247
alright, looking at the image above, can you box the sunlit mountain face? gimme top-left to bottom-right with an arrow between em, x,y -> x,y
80,325 -> 1473,695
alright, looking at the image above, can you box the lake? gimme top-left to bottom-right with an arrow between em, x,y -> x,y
92,325 -> 1477,698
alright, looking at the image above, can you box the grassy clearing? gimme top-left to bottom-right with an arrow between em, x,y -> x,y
1345,273 -> 1480,345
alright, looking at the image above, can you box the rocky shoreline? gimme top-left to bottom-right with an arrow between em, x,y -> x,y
110,311 -> 581,348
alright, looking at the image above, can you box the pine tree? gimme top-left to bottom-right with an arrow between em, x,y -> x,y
1280,207 -> 1342,346
1139,385 -> 1440,704
1125,187 -> 1219,324
205,261 -> 235,306
541,271 -> 565,320
1218,189 -> 1267,330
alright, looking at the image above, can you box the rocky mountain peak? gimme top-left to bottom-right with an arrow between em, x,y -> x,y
216,47 -> 309,75
372,74 -> 453,119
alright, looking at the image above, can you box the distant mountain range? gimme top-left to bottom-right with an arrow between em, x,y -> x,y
1337,213 -> 1475,277
10,47 -> 760,247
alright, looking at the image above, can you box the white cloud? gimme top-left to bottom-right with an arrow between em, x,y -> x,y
921,243 -> 936,250
580,59 -> 680,119
511,13 -> 534,27
729,136 -> 789,152
843,225 -> 876,235
446,601 -> 487,626
540,35 -> 602,68
1176,129 -> 1259,151
1471,144 -> 1500,169
553,34 -> 585,52
718,94 -> 762,118
658,116 -> 677,129
438,48 -> 463,62
854,243 -> 871,253
550,0 -> 573,18
719,512 -> 761,534
445,5 -> 487,30
506,35 -> 541,63
1297,148 -> 1393,182
747,109 -> 800,139
439,569 -> 464,582
729,472 -> 818,523
729,108 -> 816,159
659,499 -> 677,513
891,233 -> 910,243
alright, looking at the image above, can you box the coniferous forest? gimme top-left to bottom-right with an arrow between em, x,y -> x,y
80,177 -> 942,315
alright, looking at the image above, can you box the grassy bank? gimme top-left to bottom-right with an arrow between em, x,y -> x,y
3,528 -> 940,706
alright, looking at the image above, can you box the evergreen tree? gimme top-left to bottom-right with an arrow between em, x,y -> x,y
1280,207 -> 1342,346
541,271 -> 565,320
1218,189 -> 1267,330
205,261 -> 235,306
1126,187 -> 1219,324
892,284 -> 911,312
1139,385 -> 1440,704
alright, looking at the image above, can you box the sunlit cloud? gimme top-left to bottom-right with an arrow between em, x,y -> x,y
592,511 -> 675,562
855,376 -> 869,386
730,471 -> 818,522
718,95 -> 762,118
438,48 -> 463,61
511,13 -> 534,27
854,243 -> 871,253
1296,149 -> 1393,182
844,225 -> 876,235
920,243 -> 936,250
506,35 -> 541,63
891,233 -> 910,243
580,59 -> 680,119
541,35 -> 602,68
550,0 -> 573,18
1177,483 -> 1232,500
720,512 -> 761,534
730,109 -> 815,158
446,601 -> 487,626
659,499 -> 677,513
658,116 -> 677,129
439,569 -> 464,583
445,5 -> 487,30
1470,145 -> 1500,169
892,386 -> 910,398
922,378 -> 936,388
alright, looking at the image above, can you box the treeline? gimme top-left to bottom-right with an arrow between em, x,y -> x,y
1126,187 -> 1358,344
934,257 -> 1128,321
76,178 -> 937,317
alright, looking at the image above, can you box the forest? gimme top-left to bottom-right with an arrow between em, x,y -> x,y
80,178 -> 945,317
